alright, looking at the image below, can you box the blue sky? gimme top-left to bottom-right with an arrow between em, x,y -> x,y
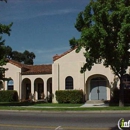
0,0 -> 90,64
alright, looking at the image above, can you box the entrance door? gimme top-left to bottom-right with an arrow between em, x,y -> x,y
90,77 -> 107,100
98,80 -> 106,100
91,81 -> 99,100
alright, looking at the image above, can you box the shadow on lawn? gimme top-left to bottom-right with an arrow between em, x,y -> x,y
0,101 -> 46,106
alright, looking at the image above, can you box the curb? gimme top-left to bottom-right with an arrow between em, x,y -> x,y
0,110 -> 130,113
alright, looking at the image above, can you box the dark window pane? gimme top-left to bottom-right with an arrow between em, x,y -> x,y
65,76 -> 73,89
8,85 -> 13,90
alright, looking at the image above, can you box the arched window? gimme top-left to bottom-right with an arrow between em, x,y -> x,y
7,79 -> 14,90
65,76 -> 73,89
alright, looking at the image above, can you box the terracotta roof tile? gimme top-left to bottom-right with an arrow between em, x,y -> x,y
8,60 -> 25,68
22,64 -> 52,75
53,48 -> 75,61
8,60 -> 52,75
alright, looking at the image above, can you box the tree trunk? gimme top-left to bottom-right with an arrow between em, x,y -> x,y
119,77 -> 124,107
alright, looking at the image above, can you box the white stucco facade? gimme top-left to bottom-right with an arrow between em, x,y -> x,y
3,61 -> 52,102
4,62 -> 21,96
52,48 -> 116,103
2,48 -> 124,103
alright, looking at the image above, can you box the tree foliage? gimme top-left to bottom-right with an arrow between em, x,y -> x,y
70,0 -> 130,107
0,0 -> 7,3
0,6 -> 12,80
5,46 -> 36,65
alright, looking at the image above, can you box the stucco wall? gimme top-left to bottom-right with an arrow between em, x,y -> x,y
4,63 -> 22,96
3,47 -> 129,103
21,74 -> 52,100
4,63 -> 53,101
52,48 -> 116,103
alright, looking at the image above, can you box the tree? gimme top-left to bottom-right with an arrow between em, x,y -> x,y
70,0 -> 130,107
0,16 -> 12,80
11,51 -> 24,63
0,0 -> 7,3
23,50 -> 35,65
5,46 -> 12,59
5,46 -> 36,65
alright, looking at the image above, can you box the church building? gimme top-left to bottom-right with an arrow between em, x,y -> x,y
2,48 -> 128,103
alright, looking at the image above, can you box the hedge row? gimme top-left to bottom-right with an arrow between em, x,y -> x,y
55,90 -> 84,103
0,90 -> 18,102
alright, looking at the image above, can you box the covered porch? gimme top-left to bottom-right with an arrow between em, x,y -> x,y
21,77 -> 52,102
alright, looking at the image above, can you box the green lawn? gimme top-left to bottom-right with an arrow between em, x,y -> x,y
0,106 -> 130,111
0,102 -> 83,107
0,102 -> 129,111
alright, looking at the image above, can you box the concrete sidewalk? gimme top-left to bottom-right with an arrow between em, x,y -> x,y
80,103 -> 109,107
19,102 -> 109,108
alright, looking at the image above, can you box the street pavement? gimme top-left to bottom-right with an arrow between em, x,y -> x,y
0,111 -> 129,130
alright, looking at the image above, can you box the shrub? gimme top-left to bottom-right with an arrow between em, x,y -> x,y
110,88 -> 119,105
55,90 -> 84,103
110,88 -> 130,105
0,90 -> 18,102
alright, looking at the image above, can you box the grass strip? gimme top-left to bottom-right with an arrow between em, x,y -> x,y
0,106 -> 130,111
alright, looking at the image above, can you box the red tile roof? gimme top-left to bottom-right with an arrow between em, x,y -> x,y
8,60 -> 52,75
22,64 -> 52,75
8,60 -> 25,68
53,48 -> 75,61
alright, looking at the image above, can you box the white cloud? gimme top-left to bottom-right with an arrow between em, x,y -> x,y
21,8 -> 79,20
36,9 -> 79,17
34,46 -> 69,54
1,8 -> 79,22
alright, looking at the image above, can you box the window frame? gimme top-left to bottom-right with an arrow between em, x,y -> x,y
65,76 -> 73,90
7,79 -> 14,90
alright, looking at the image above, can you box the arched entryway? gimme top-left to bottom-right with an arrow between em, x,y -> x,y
90,77 -> 107,100
86,75 -> 109,101
47,78 -> 52,102
22,78 -> 31,100
34,78 -> 44,100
